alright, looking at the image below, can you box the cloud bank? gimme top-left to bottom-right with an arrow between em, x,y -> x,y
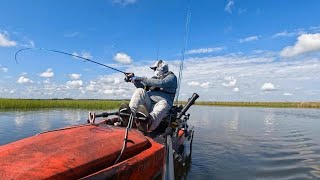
280,33 -> 320,57
0,32 -> 17,47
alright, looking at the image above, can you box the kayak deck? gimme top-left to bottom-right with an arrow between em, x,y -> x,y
0,124 -> 151,179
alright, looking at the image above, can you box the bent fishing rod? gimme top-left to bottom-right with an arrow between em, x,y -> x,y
15,48 -> 128,74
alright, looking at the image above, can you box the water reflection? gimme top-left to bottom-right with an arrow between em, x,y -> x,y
38,116 -> 52,132
63,110 -> 82,124
14,115 -> 25,127
1,107 -> 320,179
263,110 -> 276,134
186,106 -> 320,179
229,109 -> 239,131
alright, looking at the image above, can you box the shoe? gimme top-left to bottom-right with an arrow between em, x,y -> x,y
135,105 -> 152,132
118,103 -> 131,127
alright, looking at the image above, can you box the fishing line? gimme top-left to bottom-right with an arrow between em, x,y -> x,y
175,0 -> 192,104
15,48 -> 127,74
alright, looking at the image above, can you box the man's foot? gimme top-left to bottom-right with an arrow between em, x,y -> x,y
135,105 -> 152,132
118,103 -> 131,127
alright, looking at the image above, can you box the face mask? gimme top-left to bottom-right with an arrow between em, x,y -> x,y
152,60 -> 168,77
154,69 -> 163,77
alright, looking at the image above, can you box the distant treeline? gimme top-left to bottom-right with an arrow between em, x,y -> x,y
0,99 -> 128,110
194,101 -> 320,108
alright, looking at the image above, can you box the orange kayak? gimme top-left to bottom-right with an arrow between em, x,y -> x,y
0,122 -> 191,179
0,93 -> 198,179
0,123 -> 168,179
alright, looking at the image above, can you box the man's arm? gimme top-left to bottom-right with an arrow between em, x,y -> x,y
125,73 -> 145,88
135,74 -> 177,88
133,81 -> 145,88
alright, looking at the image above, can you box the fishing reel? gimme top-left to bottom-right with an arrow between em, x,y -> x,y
124,73 -> 134,82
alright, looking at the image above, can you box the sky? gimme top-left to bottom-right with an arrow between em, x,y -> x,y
0,0 -> 320,101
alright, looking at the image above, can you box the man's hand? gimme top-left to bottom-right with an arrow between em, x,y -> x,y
124,73 -> 134,82
131,76 -> 137,83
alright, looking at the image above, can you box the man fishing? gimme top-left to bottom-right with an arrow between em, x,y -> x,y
121,60 -> 177,132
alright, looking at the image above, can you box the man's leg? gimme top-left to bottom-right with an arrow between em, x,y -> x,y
129,88 -> 152,112
149,100 -> 171,131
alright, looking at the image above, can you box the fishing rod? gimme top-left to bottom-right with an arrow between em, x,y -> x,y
14,48 -> 128,74
175,0 -> 192,104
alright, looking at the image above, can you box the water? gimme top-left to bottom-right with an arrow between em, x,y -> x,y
1,106 -> 320,179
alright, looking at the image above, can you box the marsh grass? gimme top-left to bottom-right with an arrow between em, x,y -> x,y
1,99 -> 320,110
0,99 -> 128,110
194,101 -> 320,108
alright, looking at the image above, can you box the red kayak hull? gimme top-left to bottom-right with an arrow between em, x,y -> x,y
82,137 -> 165,180
0,124 -> 151,179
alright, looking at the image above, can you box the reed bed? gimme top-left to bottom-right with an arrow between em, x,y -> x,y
195,101 -> 320,108
1,99 -> 320,110
0,99 -> 127,110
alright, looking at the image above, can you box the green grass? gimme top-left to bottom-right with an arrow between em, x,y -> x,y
194,101 -> 320,108
1,99 -> 320,110
0,99 -> 128,110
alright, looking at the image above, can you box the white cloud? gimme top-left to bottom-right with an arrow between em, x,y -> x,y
82,52 -> 93,59
104,89 -> 114,95
187,81 -> 200,86
225,0 -> 234,14
273,30 -> 299,38
261,83 -> 276,91
1,67 -> 8,73
66,80 -> 83,89
272,28 -> 308,38
222,76 -> 237,87
114,52 -> 133,64
17,76 -> 34,84
28,40 -> 35,48
4,47 -> 320,101
280,33 -> 320,57
40,68 -> 54,78
114,78 -> 121,84
233,87 -> 239,92
72,51 -> 93,59
239,36 -> 259,43
86,81 -> 98,92
113,0 -> 137,6
0,32 -> 17,47
64,32 -> 80,38
72,52 -> 79,56
43,79 -> 51,84
200,82 -> 210,89
186,47 -> 224,55
238,8 -> 247,14
187,81 -> 209,88
69,73 -> 81,80
283,93 -> 293,96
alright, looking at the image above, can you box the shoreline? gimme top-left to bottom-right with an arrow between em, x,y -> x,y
1,99 -> 320,110
194,101 -> 320,109
0,99 -> 127,110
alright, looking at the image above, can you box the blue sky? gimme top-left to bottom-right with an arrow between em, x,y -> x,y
1,0 -> 320,101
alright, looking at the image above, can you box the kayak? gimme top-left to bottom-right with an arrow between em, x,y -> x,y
0,93 -> 198,179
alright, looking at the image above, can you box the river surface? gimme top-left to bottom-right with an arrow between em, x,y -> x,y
1,106 -> 320,179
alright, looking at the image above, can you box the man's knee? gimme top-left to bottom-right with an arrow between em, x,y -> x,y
134,88 -> 147,95
155,100 -> 170,111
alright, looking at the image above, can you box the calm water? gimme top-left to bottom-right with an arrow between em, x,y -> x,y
1,106 -> 320,179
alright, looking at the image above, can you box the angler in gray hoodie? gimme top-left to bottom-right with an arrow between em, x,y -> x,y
126,60 -> 177,131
